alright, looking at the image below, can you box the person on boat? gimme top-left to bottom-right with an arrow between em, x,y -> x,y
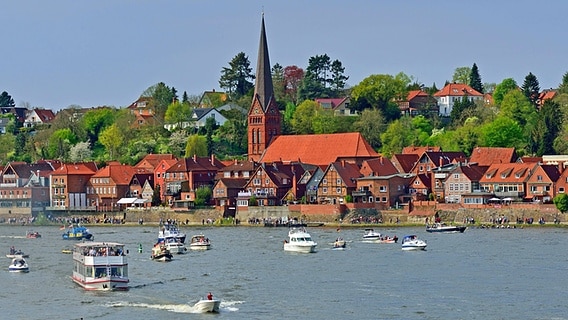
207,292 -> 213,300
10,246 -> 15,255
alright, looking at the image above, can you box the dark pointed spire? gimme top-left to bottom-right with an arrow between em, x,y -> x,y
254,13 -> 274,111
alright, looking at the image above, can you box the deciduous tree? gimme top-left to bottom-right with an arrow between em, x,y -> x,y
493,78 -> 518,106
452,66 -> 471,84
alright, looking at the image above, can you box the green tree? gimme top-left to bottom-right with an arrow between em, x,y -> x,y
99,124 -> 124,160
553,193 -> 568,213
168,130 -> 188,158
479,116 -> 524,148
81,107 -> 115,146
216,118 -> 247,155
493,78 -> 518,106
164,100 -> 191,129
47,128 -> 77,160
533,99 -> 562,156
219,52 -> 255,100
380,118 -> 413,157
204,117 -> 218,156
450,96 -> 476,127
329,59 -> 349,96
352,108 -> 386,149
522,72 -> 540,108
290,100 -> 318,134
185,134 -> 207,157
452,66 -> 471,84
469,63 -> 483,93
558,71 -> 568,94
152,184 -> 162,206
194,186 -> 212,206
0,91 -> 15,108
350,72 -> 410,120
272,63 -> 286,102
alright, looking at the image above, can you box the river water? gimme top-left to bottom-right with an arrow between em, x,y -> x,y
0,224 -> 566,320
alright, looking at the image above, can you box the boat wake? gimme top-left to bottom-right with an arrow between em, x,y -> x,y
107,300 -> 242,313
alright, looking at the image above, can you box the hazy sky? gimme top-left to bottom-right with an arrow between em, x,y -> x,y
2,1 -> 566,110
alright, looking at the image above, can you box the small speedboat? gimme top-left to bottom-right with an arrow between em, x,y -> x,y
6,248 -> 29,258
26,231 -> 41,238
401,235 -> 427,251
377,235 -> 398,244
362,228 -> 382,241
332,237 -> 346,250
189,235 -> 211,250
150,244 -> 173,262
193,295 -> 221,313
9,257 -> 29,272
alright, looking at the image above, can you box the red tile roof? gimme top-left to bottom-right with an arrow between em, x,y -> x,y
433,83 -> 483,97
259,132 -> 379,166
402,146 -> 441,155
469,147 -> 517,165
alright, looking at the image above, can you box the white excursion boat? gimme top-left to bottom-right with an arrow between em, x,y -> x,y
283,227 -> 317,253
362,228 -> 383,241
189,235 -> 211,250
163,238 -> 187,254
193,293 -> 221,313
8,257 -> 29,273
401,235 -> 427,251
426,223 -> 467,233
72,242 -> 129,291
158,223 -> 186,244
151,244 -> 173,262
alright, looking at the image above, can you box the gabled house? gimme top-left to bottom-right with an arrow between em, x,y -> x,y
135,154 -> 177,172
163,155 -> 225,209
317,161 -> 361,205
314,97 -> 355,116
469,147 -> 518,165
443,164 -> 488,204
525,164 -> 560,203
128,168 -> 154,203
1,106 -> 27,125
213,160 -> 258,216
537,89 -> 557,109
23,108 -> 56,128
555,164 -> 568,196
153,158 -> 179,204
390,154 -> 419,174
354,173 -> 413,209
127,97 -> 156,127
410,151 -> 467,175
396,90 -> 437,116
164,108 -> 228,131
49,162 -> 98,211
87,162 -> 136,211
198,90 -> 228,108
408,173 -> 432,201
241,162 -> 306,206
433,83 -> 483,117
0,161 -> 58,216
303,166 -> 325,204
479,162 -> 538,201
359,157 -> 399,177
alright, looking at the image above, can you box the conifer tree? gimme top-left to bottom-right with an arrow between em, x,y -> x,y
522,72 -> 540,108
469,63 -> 484,93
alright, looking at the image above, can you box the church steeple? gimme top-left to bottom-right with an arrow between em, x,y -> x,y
248,14 -> 281,162
254,13 -> 274,111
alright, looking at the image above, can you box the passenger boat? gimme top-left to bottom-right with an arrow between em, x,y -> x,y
401,235 -> 427,251
8,257 -> 29,273
426,223 -> 467,233
189,235 -> 211,250
150,244 -> 173,262
283,227 -> 317,253
158,223 -> 186,244
71,242 -> 129,291
62,224 -> 94,241
362,228 -> 383,241
26,231 -> 41,238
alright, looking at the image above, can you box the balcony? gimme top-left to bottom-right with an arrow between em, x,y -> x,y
352,190 -> 371,197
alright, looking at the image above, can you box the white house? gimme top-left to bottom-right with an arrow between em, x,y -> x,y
433,83 -> 483,117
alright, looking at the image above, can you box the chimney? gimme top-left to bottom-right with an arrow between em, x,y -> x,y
559,163 -> 564,174
292,173 -> 297,198
439,157 -> 444,167
341,160 -> 345,167
380,157 -> 383,165
193,154 -> 197,162
211,154 -> 215,164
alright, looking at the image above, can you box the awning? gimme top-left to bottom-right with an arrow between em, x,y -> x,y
117,197 -> 138,204
502,197 -> 513,201
489,197 -> 501,201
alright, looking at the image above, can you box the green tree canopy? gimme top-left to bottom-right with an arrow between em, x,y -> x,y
452,66 -> 471,84
185,134 -> 208,157
99,124 -> 124,160
350,72 -> 410,120
47,128 -> 78,160
479,116 -> 524,148
469,63 -> 483,93
522,72 -> 540,108
219,52 -> 255,100
164,100 -> 191,129
0,91 -> 15,108
290,100 -> 318,134
553,193 -> 568,213
493,78 -> 518,106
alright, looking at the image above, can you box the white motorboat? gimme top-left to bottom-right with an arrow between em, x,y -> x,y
189,235 -> 211,250
426,223 -> 467,233
164,238 -> 187,254
9,257 -> 29,273
283,227 -> 317,253
158,223 -> 186,244
401,235 -> 427,251
193,294 -> 221,313
362,228 -> 382,241
150,244 -> 173,262
71,242 -> 129,291
6,247 -> 29,258
332,237 -> 346,250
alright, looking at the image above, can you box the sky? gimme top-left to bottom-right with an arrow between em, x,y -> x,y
1,1 -> 567,111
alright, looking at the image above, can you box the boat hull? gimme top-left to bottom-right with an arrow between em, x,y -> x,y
151,253 -> 173,262
189,244 -> 210,250
72,276 -> 129,291
402,245 -> 427,251
284,243 -> 317,253
193,299 -> 221,313
426,226 -> 467,233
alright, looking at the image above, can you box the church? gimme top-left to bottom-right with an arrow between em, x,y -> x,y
247,15 -> 379,167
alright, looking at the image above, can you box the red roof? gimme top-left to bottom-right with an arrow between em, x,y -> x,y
260,132 -> 379,166
469,147 -> 517,165
433,83 -> 483,97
